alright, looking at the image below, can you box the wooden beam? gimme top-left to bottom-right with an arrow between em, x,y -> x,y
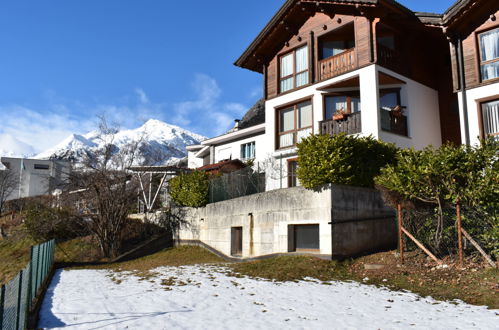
461,228 -> 497,268
401,227 -> 442,264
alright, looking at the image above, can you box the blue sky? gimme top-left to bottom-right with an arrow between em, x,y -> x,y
0,0 -> 455,152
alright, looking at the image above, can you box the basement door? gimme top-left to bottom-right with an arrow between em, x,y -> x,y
231,227 -> 243,257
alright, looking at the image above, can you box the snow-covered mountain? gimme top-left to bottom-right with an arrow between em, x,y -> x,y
34,119 -> 206,166
0,134 -> 36,158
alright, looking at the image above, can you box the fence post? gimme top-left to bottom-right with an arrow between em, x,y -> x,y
27,246 -> 33,311
456,201 -> 464,266
35,244 -> 40,295
397,203 -> 404,264
15,270 -> 23,330
0,285 -> 5,329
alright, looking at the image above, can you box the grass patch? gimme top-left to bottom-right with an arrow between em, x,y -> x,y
79,245 -> 223,274
0,226 -> 35,284
229,256 -> 353,282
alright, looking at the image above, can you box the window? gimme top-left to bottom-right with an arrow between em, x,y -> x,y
480,99 -> 499,140
277,100 -> 313,149
379,89 -> 408,136
321,40 -> 355,59
324,92 -> 361,118
34,164 -> 50,170
280,45 -> 309,93
479,28 -> 499,81
240,142 -> 255,160
287,159 -> 298,187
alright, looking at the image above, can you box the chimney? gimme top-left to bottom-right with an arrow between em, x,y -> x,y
234,119 -> 241,130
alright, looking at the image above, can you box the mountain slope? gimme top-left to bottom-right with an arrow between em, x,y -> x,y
34,119 -> 205,166
0,134 -> 36,158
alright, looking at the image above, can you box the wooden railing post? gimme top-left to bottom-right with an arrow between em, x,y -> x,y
397,203 -> 404,264
456,201 -> 463,266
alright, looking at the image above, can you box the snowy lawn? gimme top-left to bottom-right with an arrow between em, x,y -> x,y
38,265 -> 498,330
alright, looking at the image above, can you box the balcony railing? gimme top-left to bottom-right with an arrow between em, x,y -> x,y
377,44 -> 406,74
320,111 -> 362,136
380,110 -> 408,136
318,48 -> 357,81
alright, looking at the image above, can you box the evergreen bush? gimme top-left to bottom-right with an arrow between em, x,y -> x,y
168,171 -> 209,207
296,133 -> 397,189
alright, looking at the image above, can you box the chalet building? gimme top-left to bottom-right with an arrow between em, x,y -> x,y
187,99 -> 265,168
235,0 -> 463,190
418,0 -> 499,144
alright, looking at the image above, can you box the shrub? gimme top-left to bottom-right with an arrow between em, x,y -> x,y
375,139 -> 499,257
24,201 -> 86,242
296,133 -> 398,189
168,171 -> 209,207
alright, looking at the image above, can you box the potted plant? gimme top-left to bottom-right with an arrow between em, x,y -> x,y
390,105 -> 404,118
332,108 -> 347,121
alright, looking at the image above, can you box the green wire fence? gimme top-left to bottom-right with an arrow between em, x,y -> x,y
0,239 -> 55,330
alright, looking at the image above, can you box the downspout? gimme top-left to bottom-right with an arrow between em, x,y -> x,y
455,35 -> 470,145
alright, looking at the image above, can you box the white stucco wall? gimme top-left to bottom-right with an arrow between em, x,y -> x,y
458,82 -> 499,145
262,64 -> 442,190
212,132 -> 267,164
377,67 -> 442,149
187,150 -> 204,169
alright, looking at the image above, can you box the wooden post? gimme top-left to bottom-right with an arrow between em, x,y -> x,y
397,203 -> 404,264
401,227 -> 442,264
461,228 -> 497,268
456,201 -> 463,266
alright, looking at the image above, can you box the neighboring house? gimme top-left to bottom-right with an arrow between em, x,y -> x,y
0,157 -> 70,201
235,0 -> 462,190
187,99 -> 266,168
419,0 -> 499,144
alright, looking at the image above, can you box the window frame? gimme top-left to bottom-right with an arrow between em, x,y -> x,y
240,141 -> 256,161
287,158 -> 298,188
276,98 -> 314,150
477,95 -> 499,140
379,88 -> 409,137
322,91 -> 361,119
279,45 -> 310,94
477,26 -> 499,83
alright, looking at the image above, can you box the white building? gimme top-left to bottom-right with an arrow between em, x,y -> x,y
0,157 -> 70,201
187,99 -> 266,169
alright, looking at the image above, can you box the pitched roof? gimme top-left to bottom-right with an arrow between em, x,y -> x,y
234,0 -> 418,73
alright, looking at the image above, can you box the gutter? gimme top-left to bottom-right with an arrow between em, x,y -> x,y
455,34 -> 471,145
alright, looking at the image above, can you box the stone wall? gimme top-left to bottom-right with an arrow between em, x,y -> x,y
176,184 -> 396,259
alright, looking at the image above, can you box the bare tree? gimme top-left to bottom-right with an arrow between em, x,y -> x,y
0,169 -> 16,216
69,117 -> 143,258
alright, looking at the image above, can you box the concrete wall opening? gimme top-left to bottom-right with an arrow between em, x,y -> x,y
288,224 -> 320,252
231,227 -> 243,257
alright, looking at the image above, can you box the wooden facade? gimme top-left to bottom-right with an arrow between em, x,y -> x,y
235,0 -> 484,145
257,10 -> 454,104
448,9 -> 499,92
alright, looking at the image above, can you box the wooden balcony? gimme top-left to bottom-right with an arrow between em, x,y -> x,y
377,44 -> 406,74
320,111 -> 362,136
318,48 -> 357,81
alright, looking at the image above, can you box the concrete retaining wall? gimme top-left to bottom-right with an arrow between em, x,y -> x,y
177,184 -> 396,259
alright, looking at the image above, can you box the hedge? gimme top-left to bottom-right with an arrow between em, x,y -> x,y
296,133 -> 398,189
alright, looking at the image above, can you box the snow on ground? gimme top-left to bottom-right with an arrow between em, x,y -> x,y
38,265 -> 498,330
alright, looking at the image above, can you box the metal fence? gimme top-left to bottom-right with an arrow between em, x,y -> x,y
208,166 -> 265,204
396,203 -> 497,267
0,240 -> 55,330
